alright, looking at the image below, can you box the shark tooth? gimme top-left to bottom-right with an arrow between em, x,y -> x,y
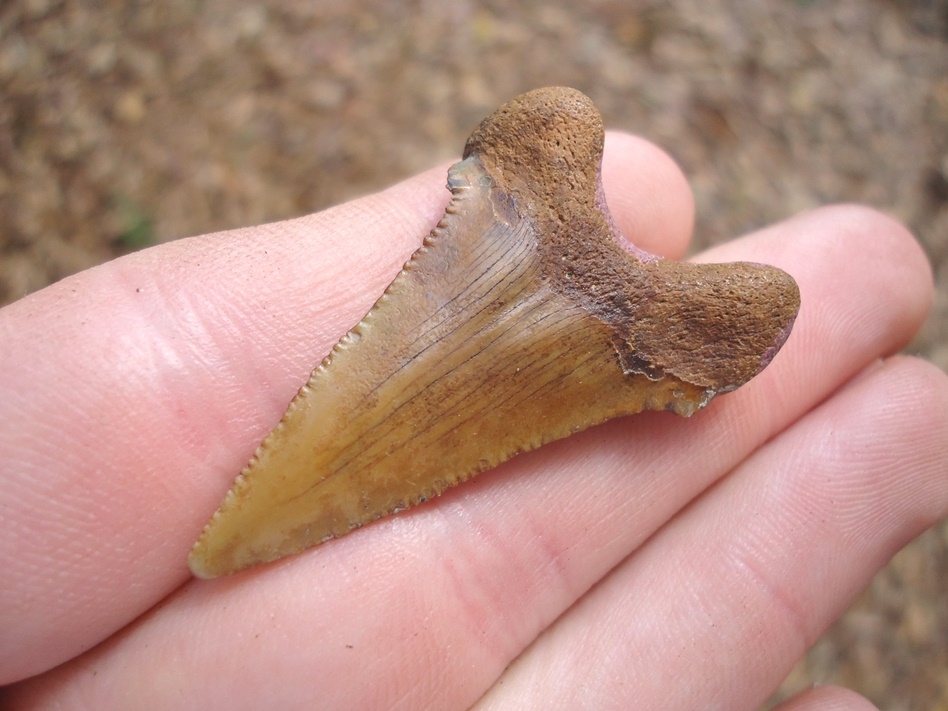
188,87 -> 800,579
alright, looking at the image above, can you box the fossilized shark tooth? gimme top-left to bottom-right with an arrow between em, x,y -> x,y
188,87 -> 800,579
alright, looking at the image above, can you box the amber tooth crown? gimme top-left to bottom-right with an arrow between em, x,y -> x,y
188,87 -> 800,579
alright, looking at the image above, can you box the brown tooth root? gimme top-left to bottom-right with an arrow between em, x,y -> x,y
188,87 -> 801,579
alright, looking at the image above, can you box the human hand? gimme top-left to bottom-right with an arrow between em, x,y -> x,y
2,133 -> 945,709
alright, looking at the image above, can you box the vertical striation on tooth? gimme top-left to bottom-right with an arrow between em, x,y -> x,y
188,87 -> 800,579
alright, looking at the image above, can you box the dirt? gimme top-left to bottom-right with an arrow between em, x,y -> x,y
1,0 -> 946,707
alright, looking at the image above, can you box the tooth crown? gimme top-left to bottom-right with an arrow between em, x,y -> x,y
188,87 -> 800,578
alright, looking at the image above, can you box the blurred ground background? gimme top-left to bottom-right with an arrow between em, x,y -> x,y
1,0 -> 945,707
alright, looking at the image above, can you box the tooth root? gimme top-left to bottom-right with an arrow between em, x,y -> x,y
188,88 -> 799,578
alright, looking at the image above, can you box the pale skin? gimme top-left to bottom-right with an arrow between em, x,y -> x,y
1,132 -> 946,710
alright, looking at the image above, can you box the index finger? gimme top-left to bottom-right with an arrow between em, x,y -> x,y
0,132 -> 694,684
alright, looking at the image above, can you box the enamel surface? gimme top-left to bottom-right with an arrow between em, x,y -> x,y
188,88 -> 800,578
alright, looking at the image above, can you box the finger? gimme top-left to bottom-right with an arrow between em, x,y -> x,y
474,356 -> 948,710
603,131 -> 695,256
772,686 -> 880,711
7,207 -> 935,708
0,133 -> 693,683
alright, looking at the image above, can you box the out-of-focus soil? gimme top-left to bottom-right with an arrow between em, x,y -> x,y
1,1 -> 945,707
